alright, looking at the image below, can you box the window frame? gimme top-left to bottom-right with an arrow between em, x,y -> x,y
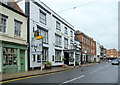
56,21 -> 61,31
64,38 -> 68,49
0,14 -> 8,33
39,10 -> 46,25
14,19 -> 22,37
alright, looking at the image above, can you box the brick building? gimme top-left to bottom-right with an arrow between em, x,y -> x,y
106,49 -> 118,60
75,30 -> 96,63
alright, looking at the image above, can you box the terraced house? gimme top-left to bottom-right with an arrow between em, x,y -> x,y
0,1 -> 28,73
17,0 -> 81,69
75,30 -> 96,63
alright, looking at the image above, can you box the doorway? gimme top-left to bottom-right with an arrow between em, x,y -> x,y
20,50 -> 25,72
64,52 -> 69,65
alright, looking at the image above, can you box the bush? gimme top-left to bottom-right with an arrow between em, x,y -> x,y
45,61 -> 52,69
63,57 -> 66,61
75,61 -> 79,65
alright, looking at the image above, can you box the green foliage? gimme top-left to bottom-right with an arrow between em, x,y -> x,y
75,61 -> 79,65
63,57 -> 66,61
46,61 -> 52,69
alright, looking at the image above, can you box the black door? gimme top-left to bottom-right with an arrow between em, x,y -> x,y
64,52 -> 69,65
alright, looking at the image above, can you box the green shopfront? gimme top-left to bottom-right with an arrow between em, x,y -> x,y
0,41 -> 28,73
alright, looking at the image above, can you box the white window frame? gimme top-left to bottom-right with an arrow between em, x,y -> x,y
0,14 -> 7,33
14,20 -> 22,37
40,10 -> 46,25
56,21 -> 61,31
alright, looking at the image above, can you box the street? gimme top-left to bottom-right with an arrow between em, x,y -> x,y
2,62 -> 119,85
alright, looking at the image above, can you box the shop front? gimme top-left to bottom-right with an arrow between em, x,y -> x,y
64,49 -> 81,66
0,41 -> 28,73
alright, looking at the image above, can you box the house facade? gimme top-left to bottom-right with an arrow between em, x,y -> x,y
17,0 -> 81,69
0,2 -> 28,73
75,30 -> 96,63
106,49 -> 118,60
95,42 -> 101,62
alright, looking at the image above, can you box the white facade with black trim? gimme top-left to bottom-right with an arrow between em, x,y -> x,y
17,0 -> 77,68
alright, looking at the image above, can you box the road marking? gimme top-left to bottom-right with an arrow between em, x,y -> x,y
0,69 -> 75,84
60,75 -> 85,84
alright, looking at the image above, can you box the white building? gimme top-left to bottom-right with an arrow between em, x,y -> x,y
95,42 -> 101,63
17,0 -> 81,69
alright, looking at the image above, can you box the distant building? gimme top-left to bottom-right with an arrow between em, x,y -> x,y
106,49 -> 118,60
95,42 -> 101,63
0,1 -> 28,73
75,30 -> 96,63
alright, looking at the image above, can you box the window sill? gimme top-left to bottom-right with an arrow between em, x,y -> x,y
55,61 -> 62,63
55,45 -> 62,48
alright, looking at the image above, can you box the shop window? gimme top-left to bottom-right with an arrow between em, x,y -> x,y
32,55 -> 35,62
3,48 -> 17,66
55,51 -> 61,61
43,48 -> 48,61
37,55 -> 41,62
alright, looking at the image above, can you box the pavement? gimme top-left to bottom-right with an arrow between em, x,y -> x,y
0,63 -> 97,81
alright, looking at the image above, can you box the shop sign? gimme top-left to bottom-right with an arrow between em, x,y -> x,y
31,37 -> 43,53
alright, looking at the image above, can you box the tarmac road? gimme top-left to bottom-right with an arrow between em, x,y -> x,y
3,62 -> 120,85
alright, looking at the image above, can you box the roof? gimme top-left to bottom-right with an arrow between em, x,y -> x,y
7,1 -> 24,14
0,0 -> 27,17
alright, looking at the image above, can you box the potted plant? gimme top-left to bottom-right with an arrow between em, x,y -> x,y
63,57 -> 66,61
62,57 -> 66,68
45,61 -> 52,69
75,61 -> 79,66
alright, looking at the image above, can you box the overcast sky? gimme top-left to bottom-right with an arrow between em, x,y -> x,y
40,0 -> 119,50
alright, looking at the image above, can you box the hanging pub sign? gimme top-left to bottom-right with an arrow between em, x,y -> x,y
34,31 -> 39,37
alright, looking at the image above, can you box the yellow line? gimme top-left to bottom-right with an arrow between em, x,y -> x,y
0,69 -> 73,84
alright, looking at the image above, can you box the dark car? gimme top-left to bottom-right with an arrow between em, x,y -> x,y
111,60 -> 119,65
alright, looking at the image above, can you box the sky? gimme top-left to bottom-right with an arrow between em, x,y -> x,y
40,0 -> 119,50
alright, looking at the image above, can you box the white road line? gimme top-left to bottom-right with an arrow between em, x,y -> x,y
61,75 -> 85,84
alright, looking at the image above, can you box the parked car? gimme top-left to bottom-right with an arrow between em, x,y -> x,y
111,60 -> 119,65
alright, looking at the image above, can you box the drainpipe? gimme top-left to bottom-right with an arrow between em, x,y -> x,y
74,51 -> 75,68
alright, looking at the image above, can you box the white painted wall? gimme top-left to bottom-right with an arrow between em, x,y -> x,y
0,47 -> 2,72
96,42 -> 101,62
17,0 -> 75,67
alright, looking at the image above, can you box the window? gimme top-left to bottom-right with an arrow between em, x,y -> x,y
14,20 -> 22,37
55,34 -> 61,47
37,55 -> 41,62
37,26 -> 48,44
56,21 -> 61,31
0,14 -> 7,33
32,55 -> 35,62
70,40 -> 73,49
42,48 -> 48,61
37,48 -> 48,62
55,50 -> 61,61
64,38 -> 68,49
40,10 -> 46,25
70,30 -> 73,37
82,36 -> 84,42
64,27 -> 67,35
3,48 -> 17,66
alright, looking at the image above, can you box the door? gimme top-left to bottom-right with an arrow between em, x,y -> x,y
20,50 -> 25,72
64,52 -> 69,65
